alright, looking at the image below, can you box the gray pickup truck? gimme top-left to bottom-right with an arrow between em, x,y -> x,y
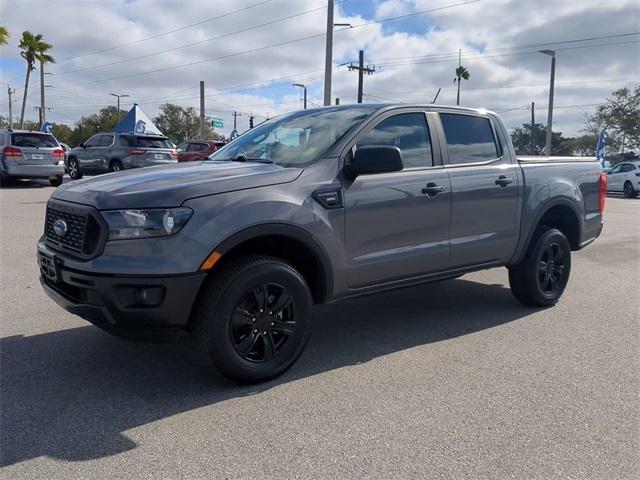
37,105 -> 606,383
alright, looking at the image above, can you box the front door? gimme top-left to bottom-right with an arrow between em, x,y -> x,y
438,112 -> 521,267
344,111 -> 452,288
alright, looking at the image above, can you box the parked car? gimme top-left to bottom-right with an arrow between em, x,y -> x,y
177,139 -> 227,162
606,161 -> 640,198
66,132 -> 177,179
37,104 -> 605,383
0,129 -> 65,187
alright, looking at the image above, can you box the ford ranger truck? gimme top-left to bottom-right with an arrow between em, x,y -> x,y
37,105 -> 606,383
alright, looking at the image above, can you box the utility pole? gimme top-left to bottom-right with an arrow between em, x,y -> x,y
40,61 -> 45,126
34,106 -> 51,126
348,50 -> 377,104
540,49 -> 556,156
199,81 -> 205,138
7,86 -> 15,129
323,0 -> 334,106
530,101 -> 535,154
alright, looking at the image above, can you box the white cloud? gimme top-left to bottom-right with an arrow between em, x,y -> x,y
0,0 -> 638,137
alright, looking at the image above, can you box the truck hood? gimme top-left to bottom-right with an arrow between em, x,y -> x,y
52,161 -> 303,209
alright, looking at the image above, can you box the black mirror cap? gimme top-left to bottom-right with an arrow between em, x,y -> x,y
347,145 -> 404,177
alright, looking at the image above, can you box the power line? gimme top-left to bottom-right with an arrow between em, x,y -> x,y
57,0 -> 273,63
53,0 -> 484,88
53,2 -> 347,76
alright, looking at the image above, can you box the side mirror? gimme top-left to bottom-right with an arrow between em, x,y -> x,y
346,146 -> 404,177
79,143 -> 86,149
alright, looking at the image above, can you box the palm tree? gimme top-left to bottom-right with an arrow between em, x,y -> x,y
18,31 -> 53,128
37,39 -> 55,126
0,26 -> 9,45
454,49 -> 470,106
454,66 -> 470,106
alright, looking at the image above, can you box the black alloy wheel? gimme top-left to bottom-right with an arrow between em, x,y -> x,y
536,242 -> 566,296
230,283 -> 297,363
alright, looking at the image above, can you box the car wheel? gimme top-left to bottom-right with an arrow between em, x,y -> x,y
193,255 -> 312,384
0,174 -> 9,188
623,181 -> 637,198
508,228 -> 571,307
49,175 -> 63,187
109,160 -> 123,172
68,158 -> 83,180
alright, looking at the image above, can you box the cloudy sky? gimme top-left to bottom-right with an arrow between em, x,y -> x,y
1,0 -> 638,137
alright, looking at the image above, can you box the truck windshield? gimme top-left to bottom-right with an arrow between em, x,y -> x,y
209,106 -> 376,167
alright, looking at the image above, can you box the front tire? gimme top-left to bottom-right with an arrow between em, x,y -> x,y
67,158 -> 83,179
194,255 -> 312,384
49,175 -> 63,187
623,181 -> 637,198
109,160 -> 123,173
508,228 -> 571,307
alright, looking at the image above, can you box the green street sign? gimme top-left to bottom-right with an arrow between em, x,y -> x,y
211,120 -> 224,128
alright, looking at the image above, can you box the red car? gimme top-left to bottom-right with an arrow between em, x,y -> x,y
177,140 -> 227,162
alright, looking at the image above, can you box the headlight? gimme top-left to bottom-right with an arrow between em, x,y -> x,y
102,208 -> 193,240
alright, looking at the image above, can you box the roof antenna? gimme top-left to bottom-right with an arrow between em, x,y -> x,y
431,88 -> 441,104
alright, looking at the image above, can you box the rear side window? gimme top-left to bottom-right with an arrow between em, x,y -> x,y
137,136 -> 171,148
119,135 -> 137,147
357,113 -> 433,168
11,133 -> 58,148
620,163 -> 635,172
440,114 -> 499,164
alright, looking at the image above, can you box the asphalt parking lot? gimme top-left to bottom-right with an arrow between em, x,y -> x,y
1,179 -> 638,479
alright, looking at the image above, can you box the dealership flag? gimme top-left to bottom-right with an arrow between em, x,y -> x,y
113,104 -> 164,136
596,129 -> 608,168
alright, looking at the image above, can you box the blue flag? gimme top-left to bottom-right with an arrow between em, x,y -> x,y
41,122 -> 53,133
596,129 -> 608,168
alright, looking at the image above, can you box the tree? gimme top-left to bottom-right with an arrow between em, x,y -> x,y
588,86 -> 640,154
0,26 -> 9,45
511,123 -> 573,155
18,31 -> 52,128
52,123 -> 74,145
71,106 -> 127,146
454,65 -> 470,106
153,103 -> 219,143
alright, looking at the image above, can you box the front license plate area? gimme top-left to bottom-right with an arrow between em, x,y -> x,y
38,252 -> 59,283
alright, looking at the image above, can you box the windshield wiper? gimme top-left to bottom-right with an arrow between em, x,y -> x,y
218,154 -> 274,164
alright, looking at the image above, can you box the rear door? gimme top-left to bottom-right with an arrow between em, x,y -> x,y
438,112 -> 521,267
10,132 -> 59,166
344,110 -> 452,288
77,134 -> 103,170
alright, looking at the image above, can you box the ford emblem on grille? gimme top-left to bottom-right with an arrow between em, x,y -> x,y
53,219 -> 68,237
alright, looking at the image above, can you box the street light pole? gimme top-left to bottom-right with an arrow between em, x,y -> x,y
540,50 -> 556,156
323,0 -> 334,106
292,83 -> 307,109
110,93 -> 130,120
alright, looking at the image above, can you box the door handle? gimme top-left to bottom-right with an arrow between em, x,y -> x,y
422,183 -> 445,197
495,175 -> 513,187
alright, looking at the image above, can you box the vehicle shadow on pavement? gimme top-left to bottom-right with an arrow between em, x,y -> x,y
1,277 -> 535,466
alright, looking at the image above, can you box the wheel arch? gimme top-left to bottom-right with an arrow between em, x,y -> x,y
206,223 -> 333,304
511,199 -> 582,265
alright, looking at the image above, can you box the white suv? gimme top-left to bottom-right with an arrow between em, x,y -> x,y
606,161 -> 640,198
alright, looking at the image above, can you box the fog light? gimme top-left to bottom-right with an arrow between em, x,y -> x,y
136,286 -> 165,307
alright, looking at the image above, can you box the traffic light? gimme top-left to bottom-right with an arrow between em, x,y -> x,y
249,116 -> 254,129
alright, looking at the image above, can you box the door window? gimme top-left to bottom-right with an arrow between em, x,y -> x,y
99,135 -> 114,147
620,163 -> 635,173
357,113 -> 433,168
440,113 -> 499,164
187,142 -> 208,152
84,135 -> 102,148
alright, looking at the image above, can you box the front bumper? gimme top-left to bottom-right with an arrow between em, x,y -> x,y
37,243 -> 207,341
4,163 -> 65,178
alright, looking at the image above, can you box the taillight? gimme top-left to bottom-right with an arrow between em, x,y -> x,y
52,148 -> 64,158
127,149 -> 145,155
599,172 -> 607,214
3,146 -> 22,157
170,150 -> 178,158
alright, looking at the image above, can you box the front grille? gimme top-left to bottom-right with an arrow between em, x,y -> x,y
45,203 -> 104,258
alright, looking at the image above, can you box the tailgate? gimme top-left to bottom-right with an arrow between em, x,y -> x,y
10,133 -> 60,165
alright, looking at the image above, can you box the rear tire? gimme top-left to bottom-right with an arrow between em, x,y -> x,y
508,228 -> 571,307
193,255 -> 313,384
109,160 -> 123,173
0,174 -> 9,188
49,175 -> 63,187
623,181 -> 637,198
67,158 -> 83,180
